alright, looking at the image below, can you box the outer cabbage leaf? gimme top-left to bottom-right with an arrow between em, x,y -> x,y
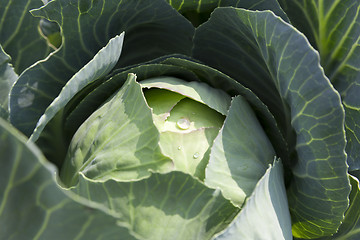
0,117 -> 135,240
10,0 -> 195,137
28,34 -> 123,167
278,0 -> 360,171
166,0 -> 289,25
73,171 -> 238,240
213,160 -> 292,240
0,0 -> 53,74
193,8 -> 350,238
205,95 -> 276,207
0,45 -> 17,119
327,175 -> 360,240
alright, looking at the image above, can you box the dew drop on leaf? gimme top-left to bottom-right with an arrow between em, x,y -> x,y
176,118 -> 190,130
193,152 -> 199,159
177,146 -> 182,150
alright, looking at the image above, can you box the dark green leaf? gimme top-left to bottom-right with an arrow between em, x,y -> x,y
166,0 -> 289,26
329,175 -> 360,240
28,34 -> 123,168
278,0 -> 360,171
277,0 -> 359,65
193,8 -> 350,238
30,33 -> 124,142
220,0 -> 289,22
0,117 -> 136,240
10,0 -> 194,137
0,0 -> 53,73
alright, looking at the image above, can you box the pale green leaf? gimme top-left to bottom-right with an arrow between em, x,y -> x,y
159,128 -> 220,180
143,81 -> 226,179
73,171 -> 239,240
0,117 -> 135,240
143,88 -> 186,130
205,95 -> 275,206
141,76 -> 232,116
60,74 -> 173,186
213,160 -> 292,240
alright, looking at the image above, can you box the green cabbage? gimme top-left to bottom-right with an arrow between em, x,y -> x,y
1,0 -> 360,239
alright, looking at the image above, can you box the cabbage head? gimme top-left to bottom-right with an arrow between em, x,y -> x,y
1,0 -> 360,240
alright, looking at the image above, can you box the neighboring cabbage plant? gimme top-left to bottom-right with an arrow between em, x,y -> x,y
1,0 -> 360,240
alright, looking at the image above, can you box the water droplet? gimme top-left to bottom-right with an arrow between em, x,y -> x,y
176,118 -> 190,130
177,146 -> 182,150
193,152 -> 199,159
17,82 -> 38,108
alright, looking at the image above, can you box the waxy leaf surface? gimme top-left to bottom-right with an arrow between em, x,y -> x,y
205,95 -> 275,207
0,118 -> 135,240
0,0 -> 52,74
74,171 -> 238,240
61,74 -> 173,186
214,160 -> 292,240
279,0 -> 360,172
193,8 -> 350,238
10,0 -> 194,137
